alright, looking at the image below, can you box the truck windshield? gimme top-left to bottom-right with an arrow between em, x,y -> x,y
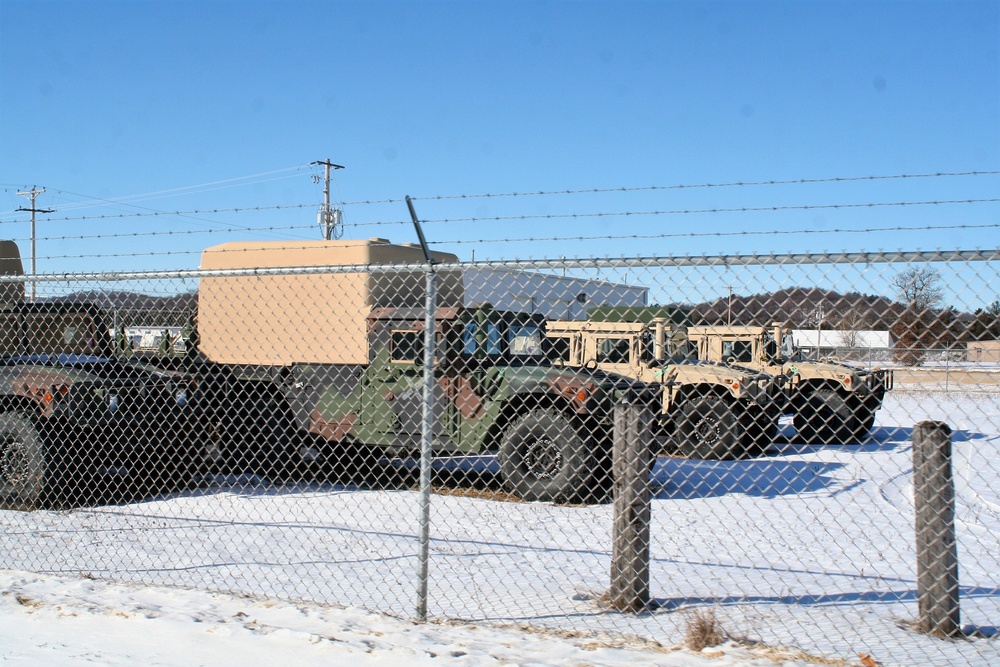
462,322 -> 502,357
509,324 -> 543,357
780,332 -> 796,360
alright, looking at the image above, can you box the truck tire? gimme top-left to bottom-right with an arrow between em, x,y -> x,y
499,409 -> 596,503
793,389 -> 856,444
740,405 -> 777,457
0,412 -> 47,510
845,398 -> 879,445
677,396 -> 744,460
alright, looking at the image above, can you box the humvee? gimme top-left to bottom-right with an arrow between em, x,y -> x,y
545,319 -> 781,459
687,324 -> 893,443
0,302 -> 198,509
190,239 -> 655,502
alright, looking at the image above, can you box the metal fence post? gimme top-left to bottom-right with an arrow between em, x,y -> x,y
409,197 -> 437,622
609,400 -> 654,612
912,420 -> 961,637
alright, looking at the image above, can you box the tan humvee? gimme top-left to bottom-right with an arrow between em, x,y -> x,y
687,324 -> 893,444
546,319 -> 780,459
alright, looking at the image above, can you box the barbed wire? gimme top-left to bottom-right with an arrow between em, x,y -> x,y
8,196 -> 1000,245
0,202 -> 316,224
406,170 -> 1000,202
3,169 -> 997,224
431,221 -> 1000,247
356,197 -> 1000,227
19,220 -> 1000,262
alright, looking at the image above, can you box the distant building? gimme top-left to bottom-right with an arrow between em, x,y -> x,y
792,329 -> 892,359
462,267 -> 648,320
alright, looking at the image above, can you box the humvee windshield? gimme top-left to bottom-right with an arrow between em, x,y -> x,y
509,324 -> 543,357
390,330 -> 424,362
722,340 -> 754,363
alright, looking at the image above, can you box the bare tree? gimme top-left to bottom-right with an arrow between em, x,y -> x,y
891,267 -> 945,366
892,266 -> 944,312
837,309 -> 870,348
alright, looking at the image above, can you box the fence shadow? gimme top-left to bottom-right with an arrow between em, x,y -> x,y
648,585 -> 1000,613
651,457 -> 850,499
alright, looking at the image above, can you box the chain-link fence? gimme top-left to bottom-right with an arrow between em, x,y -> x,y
1,242 -> 998,666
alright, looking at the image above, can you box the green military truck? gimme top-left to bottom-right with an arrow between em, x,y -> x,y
545,319 -> 781,459
188,239 -> 654,503
0,300 -> 198,510
687,324 -> 893,444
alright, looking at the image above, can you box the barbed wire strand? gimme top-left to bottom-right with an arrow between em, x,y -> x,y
2,169 -> 998,224
18,219 -> 1000,262
407,170 -> 1000,202
11,196 -> 1000,243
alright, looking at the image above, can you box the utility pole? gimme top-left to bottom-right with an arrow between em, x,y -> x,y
727,285 -> 733,326
312,159 -> 345,240
815,303 -> 824,361
16,186 -> 54,302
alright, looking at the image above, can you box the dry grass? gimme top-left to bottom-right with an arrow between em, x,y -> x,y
429,486 -> 523,503
683,607 -> 726,651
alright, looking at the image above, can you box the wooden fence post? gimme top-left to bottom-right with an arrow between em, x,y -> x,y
609,401 -> 654,612
912,420 -> 961,637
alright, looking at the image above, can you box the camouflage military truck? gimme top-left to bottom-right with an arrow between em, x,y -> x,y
545,319 -> 781,460
0,301 -> 198,509
189,239 -> 654,503
687,324 -> 893,444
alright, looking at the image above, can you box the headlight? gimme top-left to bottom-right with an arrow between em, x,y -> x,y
175,388 -> 188,407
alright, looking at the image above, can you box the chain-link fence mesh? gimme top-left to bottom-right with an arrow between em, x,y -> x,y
1,243 -> 998,666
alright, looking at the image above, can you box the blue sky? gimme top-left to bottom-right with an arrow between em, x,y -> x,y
0,1 -> 997,305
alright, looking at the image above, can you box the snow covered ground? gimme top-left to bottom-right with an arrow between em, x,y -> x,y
2,388 -> 998,666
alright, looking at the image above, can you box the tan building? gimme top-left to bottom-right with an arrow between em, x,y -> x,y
968,340 -> 1000,363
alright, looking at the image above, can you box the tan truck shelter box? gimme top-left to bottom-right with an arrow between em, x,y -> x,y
198,239 -> 463,365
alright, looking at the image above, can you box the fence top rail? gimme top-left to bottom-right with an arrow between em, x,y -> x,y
0,248 -> 997,283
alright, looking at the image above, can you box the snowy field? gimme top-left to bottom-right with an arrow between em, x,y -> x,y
2,388 -> 999,667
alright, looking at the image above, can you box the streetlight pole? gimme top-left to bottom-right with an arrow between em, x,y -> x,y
16,186 -> 54,302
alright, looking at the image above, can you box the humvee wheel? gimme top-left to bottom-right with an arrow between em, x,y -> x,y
499,409 -> 596,503
677,396 -> 743,460
844,399 -> 878,445
793,389 -> 856,444
0,412 -> 46,510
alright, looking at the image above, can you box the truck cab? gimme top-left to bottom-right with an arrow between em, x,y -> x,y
687,324 -> 893,444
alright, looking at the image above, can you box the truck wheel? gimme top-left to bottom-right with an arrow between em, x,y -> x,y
0,412 -> 46,510
793,389 -> 855,444
740,405 -> 777,457
499,409 -> 596,503
845,399 -> 878,445
677,397 -> 743,460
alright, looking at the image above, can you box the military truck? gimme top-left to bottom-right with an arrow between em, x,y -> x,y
545,319 -> 780,459
188,239 -> 654,503
687,324 -> 893,444
0,299 -> 198,510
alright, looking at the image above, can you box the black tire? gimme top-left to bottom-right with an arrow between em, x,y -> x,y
676,396 -> 744,460
740,405 -> 778,457
0,412 -> 47,510
498,409 -> 597,503
793,389 -> 857,444
845,399 -> 878,445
